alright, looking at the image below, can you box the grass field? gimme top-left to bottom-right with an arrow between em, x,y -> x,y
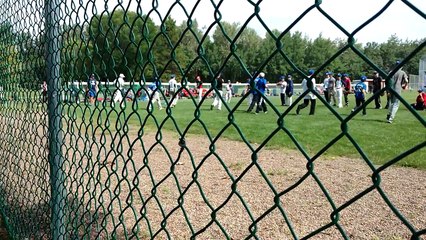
65,90 -> 426,170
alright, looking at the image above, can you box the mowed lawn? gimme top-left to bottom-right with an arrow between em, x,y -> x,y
66,90 -> 426,169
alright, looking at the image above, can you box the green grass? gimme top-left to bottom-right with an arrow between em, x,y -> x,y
64,90 -> 426,169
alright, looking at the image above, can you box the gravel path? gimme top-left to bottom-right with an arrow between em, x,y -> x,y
74,131 -> 425,239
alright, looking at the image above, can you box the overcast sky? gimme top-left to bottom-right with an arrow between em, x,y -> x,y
89,0 -> 426,44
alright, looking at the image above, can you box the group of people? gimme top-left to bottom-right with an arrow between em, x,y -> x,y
277,74 -> 294,106
80,61 -> 420,124
294,60 -> 412,124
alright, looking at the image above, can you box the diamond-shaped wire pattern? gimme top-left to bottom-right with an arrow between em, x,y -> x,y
0,0 -> 425,239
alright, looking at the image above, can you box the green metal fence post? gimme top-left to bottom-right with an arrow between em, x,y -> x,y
45,0 -> 65,238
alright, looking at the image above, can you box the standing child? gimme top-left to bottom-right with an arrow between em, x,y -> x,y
372,71 -> 383,109
352,76 -> 367,115
335,73 -> 343,108
195,75 -> 203,103
285,74 -> 294,106
168,74 -> 178,108
211,74 -> 224,110
277,75 -> 287,106
147,77 -> 163,111
87,74 -> 97,104
343,73 -> 351,107
112,73 -> 125,107
225,80 -> 233,103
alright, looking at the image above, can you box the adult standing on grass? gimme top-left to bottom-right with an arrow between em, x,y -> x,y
372,71 -> 383,109
195,75 -> 203,103
387,60 -> 409,123
112,73 -> 125,107
211,74 -> 224,110
87,73 -> 97,104
327,72 -> 337,106
352,76 -> 367,115
277,75 -> 287,106
225,80 -> 233,103
285,74 -> 294,106
296,69 -> 317,115
343,73 -> 351,107
335,73 -> 343,108
168,74 -> 178,108
247,72 -> 268,114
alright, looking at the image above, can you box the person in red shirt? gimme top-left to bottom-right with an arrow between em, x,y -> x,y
411,88 -> 426,110
342,73 -> 351,107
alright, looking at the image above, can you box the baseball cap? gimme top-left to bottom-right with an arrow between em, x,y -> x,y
170,74 -> 176,78
373,71 -> 378,74
287,74 -> 292,78
361,76 -> 367,81
337,73 -> 342,77
119,73 -> 125,78
396,60 -> 401,65
418,88 -> 424,92
259,72 -> 265,77
308,69 -> 315,75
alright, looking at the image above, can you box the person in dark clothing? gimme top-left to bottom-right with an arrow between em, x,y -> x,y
211,74 -> 224,110
296,69 -> 317,115
285,74 -> 294,106
372,71 -> 383,109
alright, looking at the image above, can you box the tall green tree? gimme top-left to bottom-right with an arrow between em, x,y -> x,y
86,10 -> 157,80
205,22 -> 241,81
304,34 -> 338,75
235,26 -> 262,80
176,19 -> 209,80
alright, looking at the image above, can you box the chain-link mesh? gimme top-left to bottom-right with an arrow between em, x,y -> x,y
0,0 -> 425,239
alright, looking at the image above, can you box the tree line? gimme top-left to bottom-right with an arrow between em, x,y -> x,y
1,10 -> 425,88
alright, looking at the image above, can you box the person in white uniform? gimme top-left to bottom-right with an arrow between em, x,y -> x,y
112,73 -> 126,107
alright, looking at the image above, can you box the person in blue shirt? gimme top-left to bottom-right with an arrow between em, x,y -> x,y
352,76 -> 367,115
87,73 -> 97,104
247,72 -> 268,114
147,77 -> 163,111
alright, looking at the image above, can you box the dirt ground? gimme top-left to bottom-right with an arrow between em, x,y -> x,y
61,130 -> 426,240
0,216 -> 9,240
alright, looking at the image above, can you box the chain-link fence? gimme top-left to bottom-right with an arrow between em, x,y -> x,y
0,0 -> 425,239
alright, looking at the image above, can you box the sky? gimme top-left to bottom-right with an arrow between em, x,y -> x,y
87,0 -> 426,44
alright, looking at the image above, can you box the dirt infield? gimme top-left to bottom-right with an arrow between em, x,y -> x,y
63,130 -> 425,239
